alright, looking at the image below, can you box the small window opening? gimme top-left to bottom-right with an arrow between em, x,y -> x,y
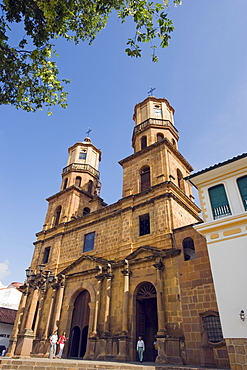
83,207 -> 90,216
177,169 -> 184,191
42,247 -> 50,264
54,206 -> 62,226
79,150 -> 87,160
183,237 -> 196,261
140,166 -> 150,192
157,133 -> 164,142
141,136 -> 147,150
75,176 -> 81,187
63,178 -> 68,190
88,180 -> 93,194
153,105 -> 162,117
84,232 -> 95,252
139,213 -> 150,236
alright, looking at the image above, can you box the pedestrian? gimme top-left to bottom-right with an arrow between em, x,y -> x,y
153,338 -> 158,358
1,348 -> 6,356
48,330 -> 58,359
136,335 -> 145,363
57,331 -> 67,359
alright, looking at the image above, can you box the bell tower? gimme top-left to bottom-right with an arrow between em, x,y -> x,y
132,96 -> 179,152
43,137 -> 105,230
120,96 -> 195,203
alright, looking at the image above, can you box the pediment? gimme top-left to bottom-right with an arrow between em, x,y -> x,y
125,246 -> 180,263
60,254 -> 110,276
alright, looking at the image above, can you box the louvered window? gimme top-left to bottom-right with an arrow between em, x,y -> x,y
237,175 -> 247,211
208,184 -> 231,219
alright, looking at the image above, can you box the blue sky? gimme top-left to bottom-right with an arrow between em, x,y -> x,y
1,0 -> 247,286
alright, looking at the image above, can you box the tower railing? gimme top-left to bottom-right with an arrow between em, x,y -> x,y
62,163 -> 99,178
133,118 -> 178,135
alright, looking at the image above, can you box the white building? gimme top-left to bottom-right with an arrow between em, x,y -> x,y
187,153 -> 247,370
0,283 -> 22,354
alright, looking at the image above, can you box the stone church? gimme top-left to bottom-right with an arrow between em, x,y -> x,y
8,96 -> 230,367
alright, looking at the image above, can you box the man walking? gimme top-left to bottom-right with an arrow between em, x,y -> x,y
136,336 -> 145,363
49,330 -> 58,359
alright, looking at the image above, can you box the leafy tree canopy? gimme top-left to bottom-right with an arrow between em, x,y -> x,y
0,0 -> 181,114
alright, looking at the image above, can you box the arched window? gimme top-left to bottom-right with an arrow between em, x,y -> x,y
63,178 -> 68,190
209,184 -> 231,219
157,133 -> 164,142
183,237 -> 196,261
88,180 -> 93,194
177,169 -> 184,191
140,166 -> 150,192
54,206 -> 62,226
83,207 -> 90,216
75,176 -> 81,187
237,175 -> 247,211
141,136 -> 147,150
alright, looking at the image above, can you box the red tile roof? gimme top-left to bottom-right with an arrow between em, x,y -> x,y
0,307 -> 17,325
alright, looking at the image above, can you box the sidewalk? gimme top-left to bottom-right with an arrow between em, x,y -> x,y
0,357 -> 227,370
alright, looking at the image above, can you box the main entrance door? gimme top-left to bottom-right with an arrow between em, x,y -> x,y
68,290 -> 90,358
136,282 -> 158,361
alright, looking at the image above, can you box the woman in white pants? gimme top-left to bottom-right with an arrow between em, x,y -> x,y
57,332 -> 67,359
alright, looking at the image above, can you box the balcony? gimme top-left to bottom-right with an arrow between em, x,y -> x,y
62,163 -> 99,178
212,204 -> 231,219
133,118 -> 178,137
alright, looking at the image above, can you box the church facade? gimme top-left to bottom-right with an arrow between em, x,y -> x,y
8,97 -> 230,367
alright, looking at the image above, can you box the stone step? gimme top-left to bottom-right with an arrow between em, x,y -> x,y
0,358 -> 227,370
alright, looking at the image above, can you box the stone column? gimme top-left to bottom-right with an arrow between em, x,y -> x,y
121,261 -> 130,334
85,268 -> 103,361
7,290 -> 28,357
92,270 -> 104,335
103,271 -> 113,334
43,287 -> 56,340
51,276 -> 65,333
153,259 -> 167,364
14,288 -> 39,356
154,259 -> 166,335
117,261 -> 131,362
98,265 -> 113,361
25,288 -> 39,330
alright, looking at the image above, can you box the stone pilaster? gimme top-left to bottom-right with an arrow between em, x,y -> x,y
7,291 -> 28,357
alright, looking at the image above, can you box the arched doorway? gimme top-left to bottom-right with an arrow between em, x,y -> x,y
68,290 -> 90,358
136,282 -> 158,361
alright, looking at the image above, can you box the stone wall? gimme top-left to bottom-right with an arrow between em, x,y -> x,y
174,225 -> 230,368
225,338 -> 247,370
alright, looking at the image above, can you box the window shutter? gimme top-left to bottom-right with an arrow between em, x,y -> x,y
209,184 -> 231,219
237,175 -> 247,211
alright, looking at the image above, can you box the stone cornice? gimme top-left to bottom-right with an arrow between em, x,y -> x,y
119,138 -> 193,172
36,181 -> 201,242
46,185 -> 94,202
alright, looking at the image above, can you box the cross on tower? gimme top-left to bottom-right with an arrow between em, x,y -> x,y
86,127 -> 92,137
148,87 -> 156,96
